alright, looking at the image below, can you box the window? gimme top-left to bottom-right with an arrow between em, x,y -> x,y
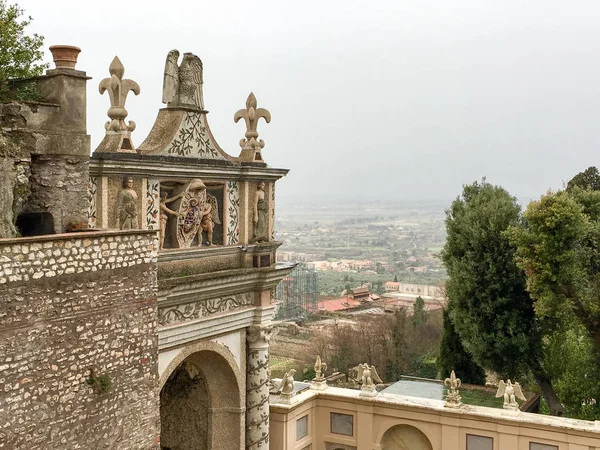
466,434 -> 493,450
296,415 -> 308,441
530,444 -> 558,450
330,412 -> 353,436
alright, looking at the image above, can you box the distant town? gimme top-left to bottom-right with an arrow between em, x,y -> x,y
274,200 -> 448,318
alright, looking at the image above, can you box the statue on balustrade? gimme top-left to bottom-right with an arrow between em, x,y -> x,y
496,379 -> 527,410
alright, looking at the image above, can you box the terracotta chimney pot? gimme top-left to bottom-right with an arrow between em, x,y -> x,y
49,45 -> 81,70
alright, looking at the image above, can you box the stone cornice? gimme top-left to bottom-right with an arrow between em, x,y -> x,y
158,305 -> 275,349
89,153 -> 289,181
157,241 -> 282,264
158,262 -> 296,307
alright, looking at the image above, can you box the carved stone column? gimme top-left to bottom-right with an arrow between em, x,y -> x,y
246,325 -> 272,450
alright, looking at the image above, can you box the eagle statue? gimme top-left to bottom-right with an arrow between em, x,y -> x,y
162,50 -> 204,110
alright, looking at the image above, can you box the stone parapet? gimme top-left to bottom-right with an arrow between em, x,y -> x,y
269,387 -> 600,450
0,229 -> 157,286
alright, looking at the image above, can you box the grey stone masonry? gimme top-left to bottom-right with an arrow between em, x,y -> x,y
0,229 -> 160,449
0,229 -> 156,285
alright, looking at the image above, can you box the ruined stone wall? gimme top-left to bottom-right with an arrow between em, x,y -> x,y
0,67 -> 91,238
0,230 -> 160,450
28,154 -> 89,232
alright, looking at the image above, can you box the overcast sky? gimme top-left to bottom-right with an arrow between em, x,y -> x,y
19,0 -> 600,203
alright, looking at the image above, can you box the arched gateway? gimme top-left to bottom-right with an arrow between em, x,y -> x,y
159,342 -> 244,450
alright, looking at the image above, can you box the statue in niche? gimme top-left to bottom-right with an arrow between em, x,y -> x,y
159,191 -> 184,249
201,194 -> 221,246
162,50 -> 204,109
252,181 -> 268,243
116,176 -> 138,229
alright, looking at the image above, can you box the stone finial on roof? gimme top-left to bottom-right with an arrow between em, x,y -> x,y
234,92 -> 271,162
311,355 -> 328,391
99,56 -> 140,133
95,57 -> 140,153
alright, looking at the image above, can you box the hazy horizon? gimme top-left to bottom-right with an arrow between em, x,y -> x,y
19,0 -> 600,203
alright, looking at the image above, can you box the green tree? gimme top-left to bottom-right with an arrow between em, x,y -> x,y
509,188 -> 600,355
566,166 -> 600,192
385,309 -> 408,381
0,1 -> 46,98
412,296 -> 427,327
441,180 -> 564,415
393,275 -> 398,282
438,307 -> 486,385
542,324 -> 600,419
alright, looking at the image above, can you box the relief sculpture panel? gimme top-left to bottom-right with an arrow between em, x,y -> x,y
158,292 -> 254,325
160,179 -> 224,249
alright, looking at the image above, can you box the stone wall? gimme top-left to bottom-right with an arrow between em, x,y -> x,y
0,230 -> 160,449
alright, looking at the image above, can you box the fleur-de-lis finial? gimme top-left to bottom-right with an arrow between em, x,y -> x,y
234,92 -> 271,162
444,370 -> 463,408
99,56 -> 140,132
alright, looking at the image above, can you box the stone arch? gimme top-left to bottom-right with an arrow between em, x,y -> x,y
380,424 -> 433,450
159,340 -> 244,450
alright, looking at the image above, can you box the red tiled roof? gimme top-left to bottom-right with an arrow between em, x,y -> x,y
318,297 -> 362,312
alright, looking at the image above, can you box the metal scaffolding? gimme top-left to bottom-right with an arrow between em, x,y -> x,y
275,263 -> 319,320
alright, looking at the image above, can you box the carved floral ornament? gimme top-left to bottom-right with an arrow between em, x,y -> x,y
99,56 -> 140,132
158,292 -> 253,325
234,93 -> 271,162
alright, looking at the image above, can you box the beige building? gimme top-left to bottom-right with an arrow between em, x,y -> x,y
270,386 -> 600,450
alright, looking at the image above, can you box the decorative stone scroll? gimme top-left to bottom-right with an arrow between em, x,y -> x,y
246,325 -> 272,450
234,93 -> 271,162
226,181 -> 240,245
270,182 -> 275,241
158,292 -> 254,325
145,179 -> 160,231
96,56 -> 140,152
87,177 -> 98,228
